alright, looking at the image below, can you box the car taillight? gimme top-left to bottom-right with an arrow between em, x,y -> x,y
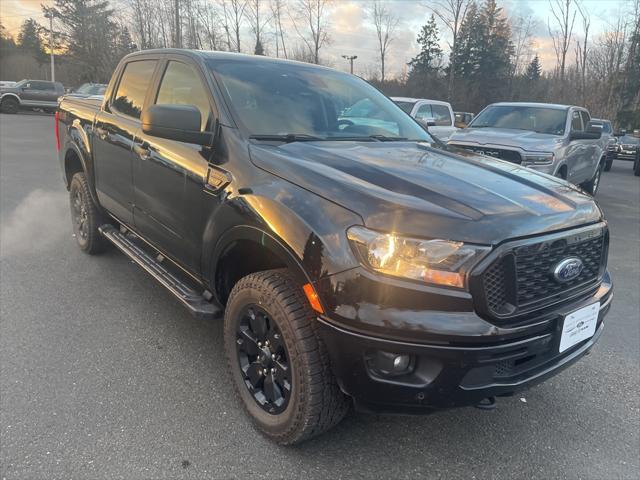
54,111 -> 60,151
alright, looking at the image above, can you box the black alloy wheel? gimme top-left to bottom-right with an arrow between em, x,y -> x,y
72,188 -> 89,243
236,304 -> 292,414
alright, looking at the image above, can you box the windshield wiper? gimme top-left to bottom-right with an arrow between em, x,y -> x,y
249,134 -> 324,143
367,134 -> 409,141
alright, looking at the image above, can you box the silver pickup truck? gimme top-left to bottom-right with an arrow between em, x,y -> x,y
448,102 -> 606,195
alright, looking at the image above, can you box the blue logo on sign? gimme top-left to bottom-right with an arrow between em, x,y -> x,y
553,257 -> 584,282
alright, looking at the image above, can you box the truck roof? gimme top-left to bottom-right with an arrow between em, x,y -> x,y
487,102 -> 574,110
391,96 -> 452,107
123,48 -> 338,72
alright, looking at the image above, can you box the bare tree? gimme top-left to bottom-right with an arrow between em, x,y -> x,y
291,0 -> 332,64
548,0 -> 577,83
246,0 -> 271,55
220,0 -> 247,53
369,1 -> 399,82
270,0 -> 288,58
424,0 -> 471,99
511,14 -> 538,75
575,1 -> 590,106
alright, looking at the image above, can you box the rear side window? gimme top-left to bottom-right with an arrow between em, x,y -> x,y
580,111 -> 590,129
112,60 -> 157,119
431,104 -> 452,126
155,61 -> 212,131
570,111 -> 583,131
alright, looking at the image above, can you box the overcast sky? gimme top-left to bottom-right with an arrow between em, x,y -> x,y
0,0 -> 633,77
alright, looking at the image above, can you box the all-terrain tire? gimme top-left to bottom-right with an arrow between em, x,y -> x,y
224,269 -> 350,445
634,151 -> 640,176
0,97 -> 19,114
603,158 -> 612,171
582,161 -> 603,195
69,172 -> 108,254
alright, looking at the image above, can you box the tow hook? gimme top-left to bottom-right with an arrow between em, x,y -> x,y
475,396 -> 497,410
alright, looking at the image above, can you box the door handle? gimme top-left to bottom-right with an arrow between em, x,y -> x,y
133,142 -> 151,160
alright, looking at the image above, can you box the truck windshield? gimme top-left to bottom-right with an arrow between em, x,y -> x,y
208,59 -> 432,142
470,105 -> 568,136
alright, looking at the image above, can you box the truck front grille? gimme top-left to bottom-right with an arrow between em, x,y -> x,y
453,145 -> 522,164
478,226 -> 607,321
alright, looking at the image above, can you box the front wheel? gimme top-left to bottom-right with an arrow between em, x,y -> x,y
603,158 -> 612,171
582,162 -> 603,195
224,269 -> 349,444
0,97 -> 19,114
634,152 -> 640,176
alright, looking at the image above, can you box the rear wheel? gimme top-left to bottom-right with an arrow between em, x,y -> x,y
582,161 -> 603,195
0,97 -> 19,114
224,269 -> 349,444
69,172 -> 108,254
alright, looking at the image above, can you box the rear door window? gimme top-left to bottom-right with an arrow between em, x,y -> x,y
431,104 -> 452,126
112,60 -> 157,119
155,61 -> 212,131
580,111 -> 591,130
570,110 -> 583,132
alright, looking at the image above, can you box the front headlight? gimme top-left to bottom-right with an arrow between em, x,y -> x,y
522,152 -> 554,165
346,226 -> 490,288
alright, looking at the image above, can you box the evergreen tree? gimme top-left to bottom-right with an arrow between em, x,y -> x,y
408,15 -> 443,76
526,55 -> 542,81
44,0 -> 121,82
0,22 -> 17,50
17,18 -> 46,65
450,0 -> 515,109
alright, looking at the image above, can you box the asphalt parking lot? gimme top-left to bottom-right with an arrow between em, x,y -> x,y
1,112 -> 638,479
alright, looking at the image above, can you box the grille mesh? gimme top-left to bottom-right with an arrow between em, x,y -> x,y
481,232 -> 605,318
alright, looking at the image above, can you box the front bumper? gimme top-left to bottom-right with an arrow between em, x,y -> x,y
610,151 -> 637,161
316,272 -> 612,414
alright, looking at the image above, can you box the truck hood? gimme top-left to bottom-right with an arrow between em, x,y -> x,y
249,141 -> 601,245
449,127 -> 561,152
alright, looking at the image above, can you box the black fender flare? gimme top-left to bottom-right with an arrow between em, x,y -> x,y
209,225 -> 313,296
62,138 -> 100,205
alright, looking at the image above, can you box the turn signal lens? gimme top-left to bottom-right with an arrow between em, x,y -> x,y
303,283 -> 324,314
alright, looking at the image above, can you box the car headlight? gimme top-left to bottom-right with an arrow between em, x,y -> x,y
522,153 -> 554,165
346,226 -> 490,288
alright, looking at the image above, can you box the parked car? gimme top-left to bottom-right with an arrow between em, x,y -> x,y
448,102 -> 606,195
454,111 -> 474,128
57,50 -> 612,444
608,132 -> 639,163
589,119 -> 617,171
0,79 -> 64,114
66,82 -> 107,99
392,96 -> 458,141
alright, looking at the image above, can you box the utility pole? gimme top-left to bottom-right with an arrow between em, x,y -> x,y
44,12 -> 55,82
341,55 -> 357,75
174,0 -> 181,48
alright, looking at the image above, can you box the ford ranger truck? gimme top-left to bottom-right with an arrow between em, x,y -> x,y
448,102 -> 606,195
56,50 -> 613,445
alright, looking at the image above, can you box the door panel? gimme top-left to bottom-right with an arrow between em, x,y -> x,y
566,110 -> 585,182
133,59 -> 220,272
93,112 -> 138,224
93,59 -> 158,225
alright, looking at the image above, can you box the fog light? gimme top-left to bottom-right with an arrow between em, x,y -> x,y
367,351 -> 414,377
393,354 -> 410,371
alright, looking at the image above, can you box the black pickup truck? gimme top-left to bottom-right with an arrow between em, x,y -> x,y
56,49 -> 613,444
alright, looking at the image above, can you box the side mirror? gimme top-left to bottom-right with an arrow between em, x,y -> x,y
417,118 -> 436,129
569,130 -> 601,141
141,104 -> 213,145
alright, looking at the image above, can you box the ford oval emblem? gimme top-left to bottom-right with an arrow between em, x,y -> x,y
553,257 -> 584,282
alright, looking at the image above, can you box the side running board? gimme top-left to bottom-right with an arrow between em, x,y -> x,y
99,224 -> 221,320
